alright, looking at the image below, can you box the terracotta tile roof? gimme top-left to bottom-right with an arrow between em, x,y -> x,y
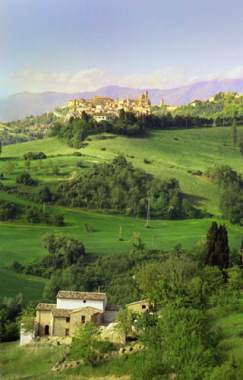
36,303 -> 56,311
70,306 -> 102,315
57,291 -> 106,301
52,309 -> 70,318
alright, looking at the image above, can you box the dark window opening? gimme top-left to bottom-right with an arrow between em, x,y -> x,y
44,325 -> 49,335
66,317 -> 70,323
142,305 -> 146,309
65,328 -> 69,336
83,299 -> 86,303
81,315 -> 86,324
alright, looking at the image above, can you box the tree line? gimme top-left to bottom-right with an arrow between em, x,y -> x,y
50,110 -> 212,148
56,155 -> 201,219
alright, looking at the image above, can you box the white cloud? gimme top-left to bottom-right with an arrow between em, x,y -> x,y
220,66 -> 243,80
7,68 -> 110,93
118,68 -> 200,89
4,65 -> 243,94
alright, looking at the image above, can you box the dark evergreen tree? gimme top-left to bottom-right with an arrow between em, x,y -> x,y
205,221 -> 218,266
204,222 -> 229,270
214,225 -> 229,270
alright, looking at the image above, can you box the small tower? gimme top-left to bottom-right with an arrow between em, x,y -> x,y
145,90 -> 149,102
74,99 -> 77,115
160,97 -> 165,106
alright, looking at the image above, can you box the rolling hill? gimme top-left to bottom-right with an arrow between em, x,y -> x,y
0,127 -> 243,301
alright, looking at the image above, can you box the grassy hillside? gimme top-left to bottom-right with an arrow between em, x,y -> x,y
3,126 -> 243,214
0,127 -> 243,301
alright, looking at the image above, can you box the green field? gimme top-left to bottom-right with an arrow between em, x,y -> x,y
0,127 -> 243,301
3,126 -> 243,213
0,268 -> 45,301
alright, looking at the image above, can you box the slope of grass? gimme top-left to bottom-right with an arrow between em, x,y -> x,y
3,126 -> 243,214
0,268 -> 45,302
215,311 -> 243,359
0,127 -> 243,301
0,342 -> 66,379
0,341 -> 133,380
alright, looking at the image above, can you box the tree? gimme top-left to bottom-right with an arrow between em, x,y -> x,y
232,119 -> 237,146
240,136 -> 243,155
16,172 -> 37,186
134,305 -> 217,380
39,186 -> 53,203
19,306 -> 35,332
70,322 -> 99,365
204,222 -> 229,270
115,308 -> 134,341
43,234 -> 85,266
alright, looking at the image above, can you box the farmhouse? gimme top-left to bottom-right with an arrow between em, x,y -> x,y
127,299 -> 150,314
35,291 -> 120,338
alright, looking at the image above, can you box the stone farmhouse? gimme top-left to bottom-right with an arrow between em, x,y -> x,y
127,299 -> 150,314
35,291 -> 120,338
65,91 -> 151,122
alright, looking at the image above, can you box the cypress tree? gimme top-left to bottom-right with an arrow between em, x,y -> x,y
205,221 -> 218,266
204,222 -> 229,270
214,225 -> 229,270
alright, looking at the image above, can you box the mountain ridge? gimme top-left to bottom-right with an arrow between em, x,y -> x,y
2,78 -> 243,122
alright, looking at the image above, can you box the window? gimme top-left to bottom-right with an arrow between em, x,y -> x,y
66,317 -> 70,323
81,315 -> 86,324
83,299 -> 86,303
65,328 -> 69,336
142,305 -> 146,309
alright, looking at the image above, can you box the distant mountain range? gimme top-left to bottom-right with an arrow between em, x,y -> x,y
2,78 -> 243,122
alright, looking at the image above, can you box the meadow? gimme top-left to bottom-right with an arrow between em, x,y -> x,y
0,126 -> 243,301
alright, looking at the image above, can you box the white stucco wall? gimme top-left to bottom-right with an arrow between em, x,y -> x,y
56,298 -> 106,311
20,326 -> 34,346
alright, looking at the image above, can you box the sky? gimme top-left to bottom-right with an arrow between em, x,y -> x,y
1,0 -> 243,97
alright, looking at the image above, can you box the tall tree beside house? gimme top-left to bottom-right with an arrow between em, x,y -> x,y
204,222 -> 229,270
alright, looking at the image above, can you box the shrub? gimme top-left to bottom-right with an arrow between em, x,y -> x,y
16,172 -> 37,186
23,151 -> 47,160
72,151 -> 82,156
0,200 -> 19,220
38,186 -> 53,203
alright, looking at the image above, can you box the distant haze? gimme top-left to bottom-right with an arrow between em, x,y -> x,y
1,78 -> 243,122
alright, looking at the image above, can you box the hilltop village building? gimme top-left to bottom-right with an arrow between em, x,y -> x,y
35,291 -> 120,337
65,91 -> 151,122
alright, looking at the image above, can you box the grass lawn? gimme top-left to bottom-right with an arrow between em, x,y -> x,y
215,311 -> 243,359
0,268 -> 45,302
0,213 -> 242,266
0,341 -> 134,380
0,342 -> 66,380
3,126 -> 243,214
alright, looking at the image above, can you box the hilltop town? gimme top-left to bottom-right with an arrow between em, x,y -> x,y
63,91 -> 152,122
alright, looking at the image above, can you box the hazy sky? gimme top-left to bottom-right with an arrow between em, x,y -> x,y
1,0 -> 243,96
